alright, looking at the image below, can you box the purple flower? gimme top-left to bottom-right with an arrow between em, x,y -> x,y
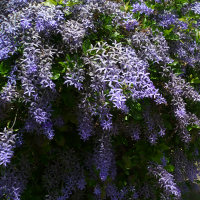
149,133 -> 158,144
94,185 -> 101,196
33,108 -> 48,124
20,18 -> 32,29
40,79 -> 55,90
191,2 -> 200,14
175,107 -> 187,119
94,135 -> 115,181
43,149 -> 86,199
0,155 -> 31,200
132,2 -> 154,16
24,86 -> 35,97
130,124 -> 141,141
64,67 -> 85,90
105,183 -> 130,200
173,149 -> 200,183
77,107 -> 93,141
101,119 -> 113,131
59,20 -> 86,51
143,105 -> 166,144
36,19 -> 45,32
42,121 -> 54,140
161,155 -> 167,167
122,13 -> 138,31
131,30 -> 173,64
148,163 -> 181,198
0,34 -> 16,60
158,127 -> 166,137
0,128 -> 16,167
177,20 -> 188,30
157,12 -> 177,28
108,88 -> 128,113
77,178 -> 86,190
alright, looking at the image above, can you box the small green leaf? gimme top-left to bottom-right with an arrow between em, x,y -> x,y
168,61 -> 179,66
157,144 -> 169,151
163,27 -> 174,36
66,0 -> 80,7
133,113 -> 143,121
163,119 -> 173,130
165,164 -> 174,172
111,31 -> 121,39
187,124 -> 200,131
51,73 -> 60,80
150,152 -> 163,163
122,155 -> 134,170
191,77 -> 200,84
82,39 -> 91,54
0,62 -> 9,76
105,25 -> 113,31
43,0 -> 57,6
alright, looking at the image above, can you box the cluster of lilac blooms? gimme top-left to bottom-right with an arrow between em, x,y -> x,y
131,2 -> 154,16
148,163 -> 181,199
0,0 -> 200,199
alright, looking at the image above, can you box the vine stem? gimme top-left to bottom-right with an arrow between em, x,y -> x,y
11,108 -> 18,129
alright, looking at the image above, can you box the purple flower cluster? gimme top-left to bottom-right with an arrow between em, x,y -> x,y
0,128 -> 16,167
143,105 -> 166,144
0,15 -> 18,61
77,97 -> 94,141
43,149 -> 86,200
131,30 -> 173,64
0,0 -> 200,199
148,163 -> 181,199
64,65 -> 85,90
86,41 -> 166,110
94,135 -> 116,181
1,65 -> 19,102
173,149 -> 200,183
131,2 -> 154,15
163,68 -> 200,142
156,11 -> 177,28
154,9 -> 188,30
191,2 -> 200,14
122,13 -> 139,31
170,39 -> 200,67
129,123 -> 141,141
0,155 -> 31,200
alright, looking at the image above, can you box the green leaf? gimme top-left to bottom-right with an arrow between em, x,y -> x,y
168,60 -> 179,66
135,103 -> 142,111
165,164 -> 174,172
133,113 -> 143,121
158,143 -> 169,151
51,73 -> 60,80
122,155 -> 134,170
150,151 -> 163,163
82,39 -> 91,54
125,1 -> 130,12
163,118 -> 173,130
191,77 -> 200,84
43,0 -> 57,6
105,25 -> 113,32
66,0 -> 80,7
187,124 -> 200,131
0,61 -> 9,76
163,27 -> 174,36
111,31 -> 123,39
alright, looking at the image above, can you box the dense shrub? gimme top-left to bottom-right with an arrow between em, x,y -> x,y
0,0 -> 200,199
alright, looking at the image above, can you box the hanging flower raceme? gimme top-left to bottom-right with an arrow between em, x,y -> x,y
0,0 -> 200,199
